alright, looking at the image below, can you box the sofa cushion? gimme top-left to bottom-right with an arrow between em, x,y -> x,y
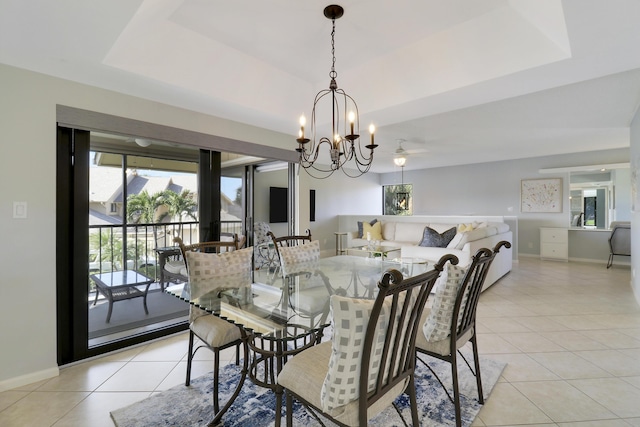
447,233 -> 464,249
494,222 -> 510,234
453,227 -> 491,250
382,221 -> 396,241
395,222 -> 427,243
419,226 -> 457,248
357,219 -> 378,238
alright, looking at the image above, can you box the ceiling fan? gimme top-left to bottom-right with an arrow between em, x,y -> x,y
393,140 -> 409,167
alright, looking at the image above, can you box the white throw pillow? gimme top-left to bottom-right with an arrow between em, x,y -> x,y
186,247 -> 253,323
422,262 -> 469,342
278,240 -> 320,275
321,292 -> 413,412
447,232 -> 464,249
186,246 -> 253,299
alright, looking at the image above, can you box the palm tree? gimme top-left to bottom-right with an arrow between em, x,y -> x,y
126,190 -> 167,224
126,190 -> 167,259
163,189 -> 198,235
89,230 -> 137,271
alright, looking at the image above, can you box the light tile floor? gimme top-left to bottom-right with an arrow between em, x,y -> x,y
1,257 -> 639,426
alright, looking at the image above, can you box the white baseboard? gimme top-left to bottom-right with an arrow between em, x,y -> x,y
0,366 -> 59,392
517,252 -> 630,266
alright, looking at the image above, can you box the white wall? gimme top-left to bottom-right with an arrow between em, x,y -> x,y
298,169 -> 382,257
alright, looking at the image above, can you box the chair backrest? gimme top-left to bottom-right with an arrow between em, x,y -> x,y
450,241 -> 511,342
178,237 -> 253,321
174,236 -> 241,274
254,222 -> 272,245
609,221 -> 631,255
321,253 -> 458,422
268,229 -> 312,259
277,239 -> 320,276
221,232 -> 247,249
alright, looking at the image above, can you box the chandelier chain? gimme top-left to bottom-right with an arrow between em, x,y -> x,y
330,17 -> 337,80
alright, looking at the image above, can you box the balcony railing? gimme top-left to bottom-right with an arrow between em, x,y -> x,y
88,220 -> 244,279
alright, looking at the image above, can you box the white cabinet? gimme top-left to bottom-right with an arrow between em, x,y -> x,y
540,228 -> 568,261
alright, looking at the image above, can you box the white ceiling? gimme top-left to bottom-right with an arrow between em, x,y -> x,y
2,0 -> 640,173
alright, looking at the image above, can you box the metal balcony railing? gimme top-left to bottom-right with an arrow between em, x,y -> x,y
88,220 -> 244,280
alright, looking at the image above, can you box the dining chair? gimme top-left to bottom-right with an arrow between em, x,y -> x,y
268,229 -> 312,259
176,236 -> 251,414
276,240 -> 330,327
415,240 -> 511,427
276,253 -> 458,427
254,222 -> 278,270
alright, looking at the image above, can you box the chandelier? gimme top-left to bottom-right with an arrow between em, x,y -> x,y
296,5 -> 377,179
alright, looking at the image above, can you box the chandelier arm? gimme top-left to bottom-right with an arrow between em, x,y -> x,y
299,137 -> 335,166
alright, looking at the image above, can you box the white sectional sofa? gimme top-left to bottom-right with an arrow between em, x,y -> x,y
337,215 -> 513,290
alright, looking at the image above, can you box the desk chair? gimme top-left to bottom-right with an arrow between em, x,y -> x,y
607,221 -> 630,268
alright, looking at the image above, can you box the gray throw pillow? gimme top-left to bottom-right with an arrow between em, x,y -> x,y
419,226 -> 457,248
357,219 -> 378,238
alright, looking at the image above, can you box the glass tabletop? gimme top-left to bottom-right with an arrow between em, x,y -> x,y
165,255 -> 432,339
90,270 -> 154,287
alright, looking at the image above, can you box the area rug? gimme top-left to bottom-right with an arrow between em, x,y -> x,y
111,352 -> 505,427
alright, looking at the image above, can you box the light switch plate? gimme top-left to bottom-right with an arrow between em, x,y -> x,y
13,201 -> 27,219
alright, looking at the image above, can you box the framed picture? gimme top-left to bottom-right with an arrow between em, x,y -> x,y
521,178 -> 563,213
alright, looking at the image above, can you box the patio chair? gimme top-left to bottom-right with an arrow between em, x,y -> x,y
276,254 -> 458,427
415,240 -> 511,427
177,236 -> 250,414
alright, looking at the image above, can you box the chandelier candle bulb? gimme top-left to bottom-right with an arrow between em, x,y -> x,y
299,115 -> 306,139
349,111 -> 355,136
369,124 -> 375,145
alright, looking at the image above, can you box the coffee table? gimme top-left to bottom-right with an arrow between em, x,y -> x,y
90,270 -> 154,323
351,245 -> 401,259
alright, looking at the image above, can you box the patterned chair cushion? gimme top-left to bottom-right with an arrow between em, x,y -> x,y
320,292 -> 414,412
186,246 -> 253,322
278,240 -> 320,276
254,222 -> 272,244
422,261 -> 470,342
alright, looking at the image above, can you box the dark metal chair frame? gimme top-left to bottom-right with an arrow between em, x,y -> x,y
174,236 -> 244,415
267,229 -> 312,259
278,253 -> 459,427
607,222 -> 631,268
416,240 -> 511,427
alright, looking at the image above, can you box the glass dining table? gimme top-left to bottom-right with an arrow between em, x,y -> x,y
164,255 -> 432,426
